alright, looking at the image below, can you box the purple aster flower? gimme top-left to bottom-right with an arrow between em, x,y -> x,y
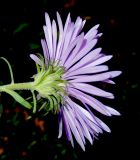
30,12 -> 122,151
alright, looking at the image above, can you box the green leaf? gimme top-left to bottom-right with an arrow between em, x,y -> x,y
3,89 -> 32,109
13,23 -> 29,34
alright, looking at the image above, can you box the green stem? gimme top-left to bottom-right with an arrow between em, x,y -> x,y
0,57 -> 14,84
0,82 -> 34,92
32,91 -> 37,113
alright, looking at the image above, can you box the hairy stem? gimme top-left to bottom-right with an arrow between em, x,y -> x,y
0,82 -> 34,92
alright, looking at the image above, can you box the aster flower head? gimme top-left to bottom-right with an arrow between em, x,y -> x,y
30,12 -> 122,151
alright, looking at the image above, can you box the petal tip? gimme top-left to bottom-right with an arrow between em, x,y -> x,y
96,24 -> 100,28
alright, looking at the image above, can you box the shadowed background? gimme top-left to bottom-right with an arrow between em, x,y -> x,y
0,0 -> 139,159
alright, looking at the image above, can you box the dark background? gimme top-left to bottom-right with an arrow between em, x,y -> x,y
0,0 -> 139,159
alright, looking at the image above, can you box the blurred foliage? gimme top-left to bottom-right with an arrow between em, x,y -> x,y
0,103 -> 3,117
13,23 -> 29,35
29,43 -> 40,49
0,97 -> 79,160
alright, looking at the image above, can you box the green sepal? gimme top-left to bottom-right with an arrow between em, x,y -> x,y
39,102 -> 47,112
47,96 -> 53,111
